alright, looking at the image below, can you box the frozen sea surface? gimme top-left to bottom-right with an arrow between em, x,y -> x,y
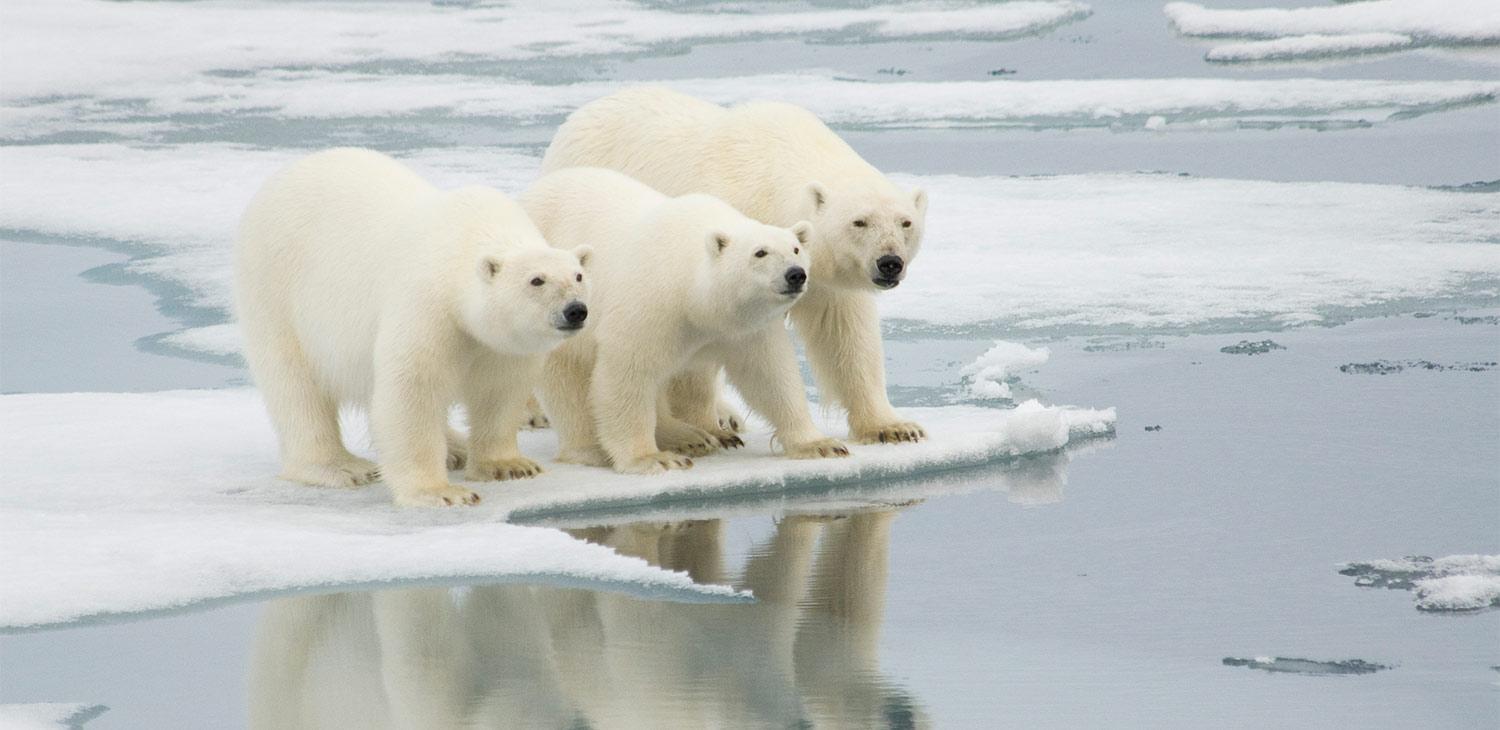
0,0 -> 1496,727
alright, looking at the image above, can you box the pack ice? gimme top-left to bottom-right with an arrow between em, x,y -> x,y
1166,1 -> 1500,62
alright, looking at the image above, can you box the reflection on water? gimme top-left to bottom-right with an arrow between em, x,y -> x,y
251,511 -> 923,729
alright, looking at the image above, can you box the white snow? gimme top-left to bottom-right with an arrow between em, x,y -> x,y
13,72 -> 1497,137
1204,33 -> 1414,63
1415,574 -> 1500,612
961,341 -> 1052,400
0,0 -> 1089,101
3,144 -> 1497,352
0,389 -> 1114,631
159,323 -> 244,359
0,704 -> 105,730
1167,1 -> 1500,61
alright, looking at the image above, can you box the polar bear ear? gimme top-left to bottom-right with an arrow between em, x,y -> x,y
705,231 -> 730,257
571,245 -> 593,269
912,187 -> 928,213
806,182 -> 828,215
478,255 -> 502,281
790,221 -> 813,245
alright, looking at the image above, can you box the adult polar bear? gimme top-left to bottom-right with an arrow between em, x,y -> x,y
522,168 -> 849,474
235,149 -> 590,507
542,87 -> 928,444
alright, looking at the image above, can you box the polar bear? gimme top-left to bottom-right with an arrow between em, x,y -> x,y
521,167 -> 849,474
541,87 -> 928,444
234,148 -> 590,507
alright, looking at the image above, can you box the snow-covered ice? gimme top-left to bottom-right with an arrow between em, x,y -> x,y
1338,555 -> 1500,612
3,144 -> 1497,359
1203,33 -> 1415,63
0,389 -> 1113,631
0,704 -> 106,730
961,341 -> 1051,400
11,73 -> 1497,139
1167,1 -> 1500,62
0,0 -> 1089,101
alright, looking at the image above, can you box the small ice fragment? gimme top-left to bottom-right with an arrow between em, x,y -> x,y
960,341 -> 1050,401
1219,340 -> 1285,355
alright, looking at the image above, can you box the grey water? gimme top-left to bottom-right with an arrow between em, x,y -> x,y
2,0 -> 1498,727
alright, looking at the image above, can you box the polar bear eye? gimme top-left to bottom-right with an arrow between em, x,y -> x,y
793,247 -> 800,255
852,219 -> 867,228
754,249 -> 768,258
575,273 -> 583,282
901,219 -> 912,228
530,277 -> 545,286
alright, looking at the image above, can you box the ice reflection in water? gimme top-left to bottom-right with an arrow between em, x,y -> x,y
251,510 -> 928,728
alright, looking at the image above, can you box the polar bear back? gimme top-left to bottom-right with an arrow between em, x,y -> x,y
542,87 -> 892,227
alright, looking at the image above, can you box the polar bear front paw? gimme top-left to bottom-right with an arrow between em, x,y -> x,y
282,457 -> 381,489
619,452 -> 694,474
715,402 -> 745,433
855,421 -> 926,445
783,437 -> 851,460
657,422 -> 723,457
466,457 -> 543,481
523,397 -> 551,430
396,484 -> 482,508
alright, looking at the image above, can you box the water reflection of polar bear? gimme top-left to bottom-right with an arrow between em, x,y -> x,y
249,511 -> 925,729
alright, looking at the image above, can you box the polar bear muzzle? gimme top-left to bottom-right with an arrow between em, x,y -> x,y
556,300 -> 589,331
781,265 -> 807,296
873,254 -> 904,289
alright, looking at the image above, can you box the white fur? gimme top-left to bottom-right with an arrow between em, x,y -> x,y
542,87 -> 929,444
234,148 -> 589,507
521,167 -> 848,475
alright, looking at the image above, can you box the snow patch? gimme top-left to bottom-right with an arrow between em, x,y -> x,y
961,341 -> 1051,401
0,389 -> 1114,630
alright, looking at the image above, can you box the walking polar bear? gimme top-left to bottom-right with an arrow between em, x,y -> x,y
542,87 -> 929,444
522,167 -> 849,474
235,149 -> 591,507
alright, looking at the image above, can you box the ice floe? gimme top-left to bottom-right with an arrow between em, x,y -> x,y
0,389 -> 1114,630
0,0 -> 1089,101
1167,1 -> 1500,62
1222,657 -> 1389,675
11,72 -> 1498,140
0,704 -> 107,730
1339,555 -> 1500,612
4,144 -> 1498,351
960,341 -> 1051,400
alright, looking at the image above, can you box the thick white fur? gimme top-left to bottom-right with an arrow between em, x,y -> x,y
521,167 -> 848,474
234,148 -> 589,507
542,87 -> 929,444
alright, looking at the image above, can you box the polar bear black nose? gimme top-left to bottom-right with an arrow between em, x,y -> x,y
784,266 -> 807,288
877,255 -> 904,278
563,301 -> 588,325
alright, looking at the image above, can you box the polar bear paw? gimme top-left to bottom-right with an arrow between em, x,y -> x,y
396,484 -> 482,508
658,421 -> 724,457
466,457 -> 543,482
855,421 -> 926,445
783,437 -> 851,460
282,457 -> 381,489
715,402 -> 745,433
619,452 -> 694,474
523,397 -> 551,430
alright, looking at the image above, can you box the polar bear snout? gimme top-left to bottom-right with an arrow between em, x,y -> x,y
556,300 -> 589,331
782,265 -> 807,295
873,254 -> 904,289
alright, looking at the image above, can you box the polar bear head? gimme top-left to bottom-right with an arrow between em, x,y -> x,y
800,178 -> 926,292
462,245 -> 592,356
697,211 -> 814,333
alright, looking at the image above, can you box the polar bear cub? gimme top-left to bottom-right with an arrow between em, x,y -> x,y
234,148 -> 590,507
542,87 -> 928,445
521,168 -> 849,474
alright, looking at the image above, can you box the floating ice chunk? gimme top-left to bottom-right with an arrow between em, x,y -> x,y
1338,554 -> 1500,612
0,704 -> 106,730
0,389 -> 1114,630
158,323 -> 243,359
0,0 -> 1090,101
1219,339 -> 1285,355
1204,33 -> 1414,63
961,341 -> 1051,400
1165,1 -> 1500,44
1167,1 -> 1500,62
1222,657 -> 1389,675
